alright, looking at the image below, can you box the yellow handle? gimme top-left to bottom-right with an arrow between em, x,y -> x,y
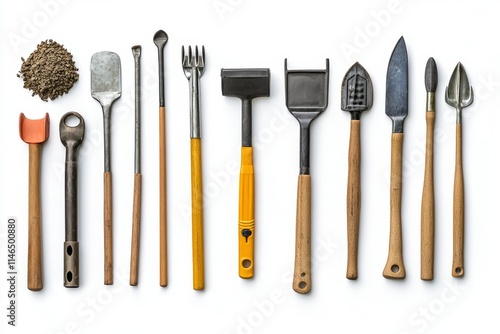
191,138 -> 204,289
239,147 -> 254,278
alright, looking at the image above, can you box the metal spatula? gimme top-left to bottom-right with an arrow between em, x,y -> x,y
91,51 -> 121,285
285,59 -> 329,294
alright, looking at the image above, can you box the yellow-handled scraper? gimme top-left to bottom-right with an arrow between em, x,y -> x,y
221,68 -> 270,278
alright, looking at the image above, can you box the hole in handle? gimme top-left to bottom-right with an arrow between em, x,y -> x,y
67,271 -> 73,282
242,259 -> 252,269
67,245 -> 73,256
64,114 -> 81,127
391,265 -> 400,273
455,267 -> 463,275
298,281 -> 307,289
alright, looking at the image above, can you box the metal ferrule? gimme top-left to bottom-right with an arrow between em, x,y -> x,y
426,92 -> 435,113
456,108 -> 462,124
189,69 -> 202,139
64,241 -> 79,287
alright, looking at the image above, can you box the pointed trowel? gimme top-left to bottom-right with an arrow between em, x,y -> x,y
445,62 -> 473,278
383,36 -> 408,279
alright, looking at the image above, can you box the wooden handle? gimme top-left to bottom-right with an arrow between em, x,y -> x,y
453,124 -> 464,277
383,133 -> 406,279
346,120 -> 361,280
28,144 -> 43,291
130,173 -> 142,286
104,172 -> 113,285
293,174 -> 311,293
239,147 -> 255,279
159,106 -> 168,287
421,112 -> 435,280
191,138 -> 204,290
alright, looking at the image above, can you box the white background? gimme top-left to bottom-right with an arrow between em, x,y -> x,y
1,0 -> 499,333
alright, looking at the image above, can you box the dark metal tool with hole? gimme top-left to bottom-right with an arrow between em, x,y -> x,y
285,59 -> 329,293
60,111 -> 85,288
221,67 -> 270,279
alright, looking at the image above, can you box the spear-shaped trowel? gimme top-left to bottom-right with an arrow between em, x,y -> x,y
341,62 -> 373,280
445,62 -> 473,278
383,36 -> 408,279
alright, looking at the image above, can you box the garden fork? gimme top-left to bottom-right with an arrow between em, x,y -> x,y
182,45 -> 206,290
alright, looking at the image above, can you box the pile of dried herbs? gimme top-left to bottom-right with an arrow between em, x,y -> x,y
17,39 -> 79,102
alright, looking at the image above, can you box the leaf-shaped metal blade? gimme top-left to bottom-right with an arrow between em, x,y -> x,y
341,62 -> 373,119
385,36 -> 408,133
445,62 -> 473,114
425,57 -> 438,93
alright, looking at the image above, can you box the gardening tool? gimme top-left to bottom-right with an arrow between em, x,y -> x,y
383,36 -> 408,279
19,112 -> 50,291
130,45 -> 142,286
59,111 -> 85,288
183,45 -> 206,289
221,67 -> 270,279
341,62 -> 373,280
445,62 -> 473,277
154,29 -> 168,287
421,57 -> 437,281
285,59 -> 329,293
91,51 -> 122,285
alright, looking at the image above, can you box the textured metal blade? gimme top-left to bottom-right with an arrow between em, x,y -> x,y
425,57 -> 438,93
91,51 -> 122,104
385,37 -> 408,133
341,62 -> 373,116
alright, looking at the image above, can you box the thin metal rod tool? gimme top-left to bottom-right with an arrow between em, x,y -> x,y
130,45 -> 142,286
154,30 -> 168,287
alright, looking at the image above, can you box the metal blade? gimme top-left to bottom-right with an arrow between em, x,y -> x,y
91,51 -> 122,107
385,36 -> 408,133
445,62 -> 473,123
341,62 -> 373,120
425,57 -> 438,93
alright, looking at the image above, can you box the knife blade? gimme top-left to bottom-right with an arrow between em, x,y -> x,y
383,36 -> 408,279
